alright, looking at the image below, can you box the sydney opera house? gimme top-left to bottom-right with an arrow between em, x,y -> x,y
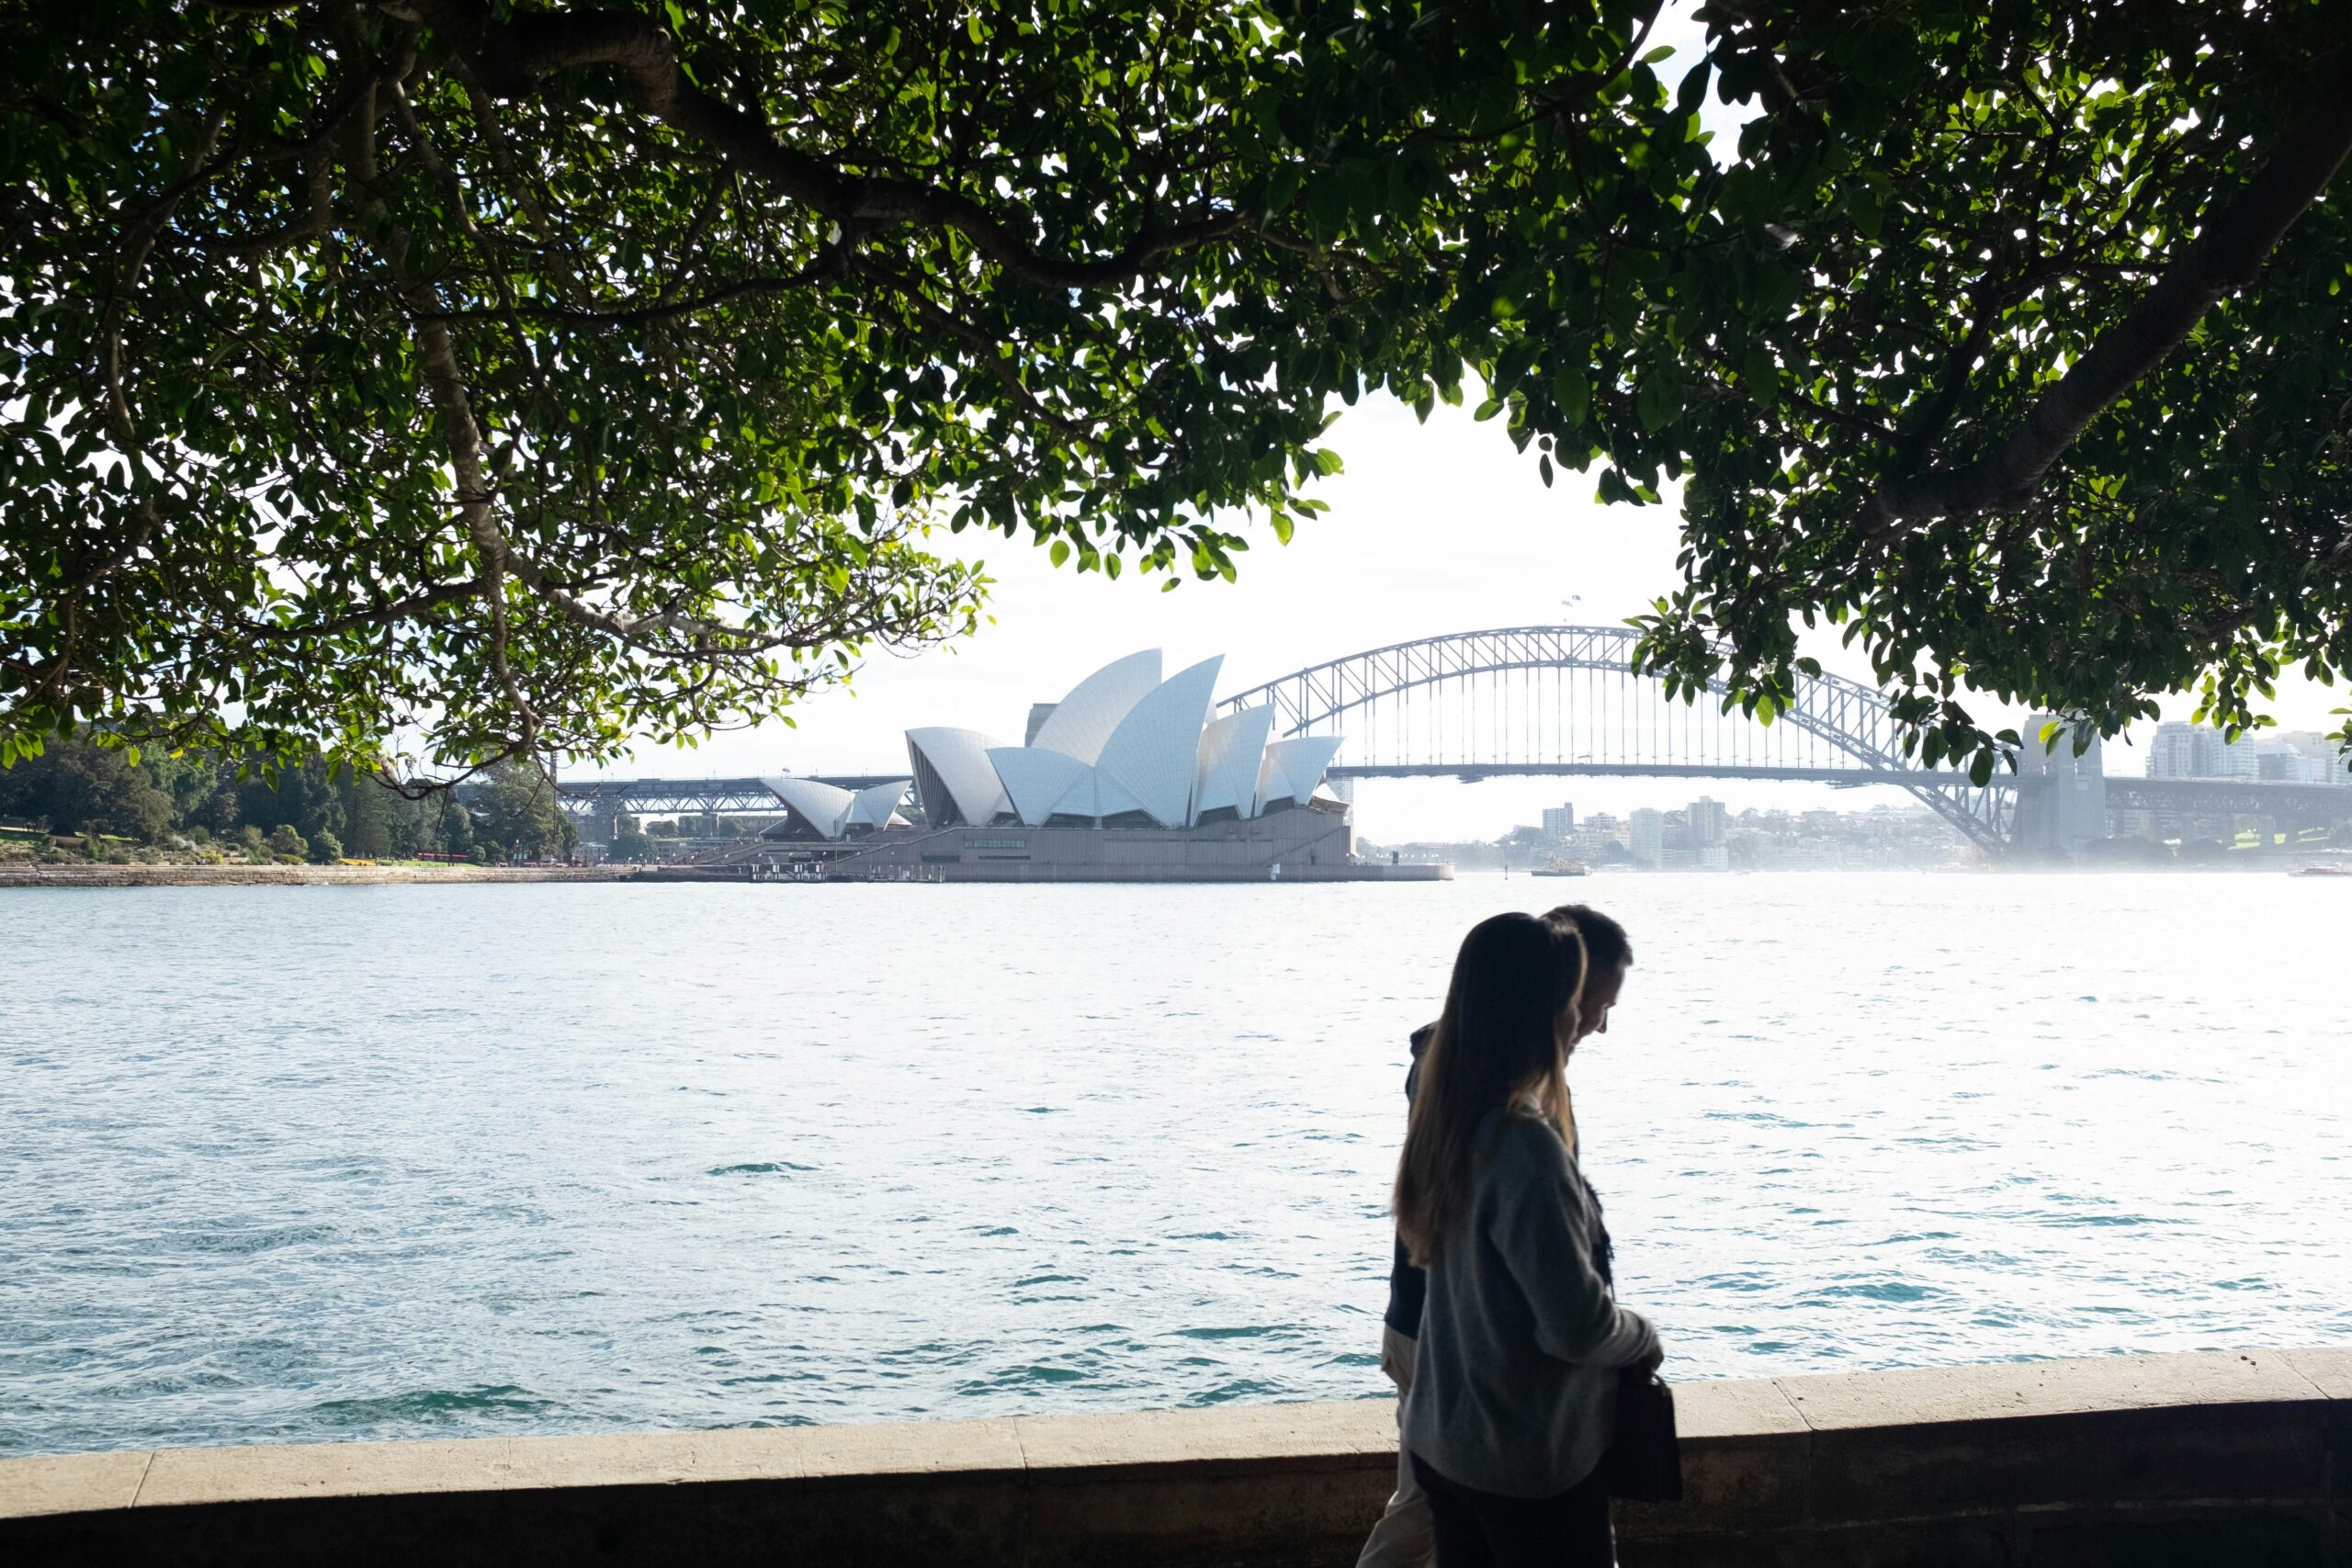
760,651 -> 1436,881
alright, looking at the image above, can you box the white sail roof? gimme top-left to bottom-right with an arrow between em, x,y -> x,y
1051,764 -> 1144,821
1256,733 -> 1344,810
905,728 -> 1011,827
1097,654 -> 1223,829
987,747 -> 1089,828
887,649 -> 1346,834
763,775 -> 857,839
1195,706 -> 1274,818
1029,649 -> 1162,764
848,779 -> 912,829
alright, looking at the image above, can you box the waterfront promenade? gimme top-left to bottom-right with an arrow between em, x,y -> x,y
6,1348 -> 2348,1564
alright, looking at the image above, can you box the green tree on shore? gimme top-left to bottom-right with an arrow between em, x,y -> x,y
336,773 -> 395,860
0,740 -> 173,840
238,758 -> 347,854
470,759 -> 576,862
5,0 -> 2348,784
0,732 -> 508,855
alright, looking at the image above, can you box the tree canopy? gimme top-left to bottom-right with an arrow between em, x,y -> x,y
5,0 -> 2347,785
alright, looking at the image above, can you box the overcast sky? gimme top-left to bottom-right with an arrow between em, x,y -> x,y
590,387 -> 2343,842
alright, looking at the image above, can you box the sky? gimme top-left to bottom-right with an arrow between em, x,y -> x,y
586,388 -> 2343,843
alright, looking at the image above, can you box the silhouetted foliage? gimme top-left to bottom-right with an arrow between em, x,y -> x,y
5,0 -> 2347,784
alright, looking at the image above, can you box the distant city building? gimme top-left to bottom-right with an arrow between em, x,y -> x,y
2147,720 -> 2349,784
1424,797 -> 1976,873
1541,804 -> 1577,842
1689,795 -> 1727,848
2148,721 -> 2225,780
2287,731 -> 2352,781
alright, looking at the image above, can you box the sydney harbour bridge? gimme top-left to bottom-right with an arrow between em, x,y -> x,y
558,625 -> 2346,854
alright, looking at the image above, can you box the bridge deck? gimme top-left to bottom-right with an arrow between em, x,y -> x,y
1328,762 -> 1980,785
554,776 -> 899,812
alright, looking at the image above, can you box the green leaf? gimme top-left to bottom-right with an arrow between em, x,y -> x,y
1552,366 -> 1589,426
1635,378 -> 1675,432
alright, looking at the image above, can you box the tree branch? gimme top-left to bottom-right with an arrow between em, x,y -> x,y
401,258 -> 910,666
855,258 -> 1084,434
107,108 -> 228,434
1870,44 -> 2352,525
496,549 -> 854,659
411,259 -> 838,325
417,0 -> 1246,290
403,288 -> 537,747
238,578 -> 484,640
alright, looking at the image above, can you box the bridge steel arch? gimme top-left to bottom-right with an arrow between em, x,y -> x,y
1216,625 -> 2014,851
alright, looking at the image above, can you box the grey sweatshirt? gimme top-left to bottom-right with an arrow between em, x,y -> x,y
1399,1106 -> 1658,1498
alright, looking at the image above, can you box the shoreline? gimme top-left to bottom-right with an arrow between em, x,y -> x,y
0,863 -> 650,889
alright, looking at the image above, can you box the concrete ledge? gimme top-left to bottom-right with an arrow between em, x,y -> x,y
6,1349 -> 2349,1565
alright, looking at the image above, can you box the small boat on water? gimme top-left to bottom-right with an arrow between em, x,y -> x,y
1531,857 -> 1590,878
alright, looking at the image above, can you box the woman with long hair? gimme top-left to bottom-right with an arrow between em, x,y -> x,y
1395,911 -> 1659,1566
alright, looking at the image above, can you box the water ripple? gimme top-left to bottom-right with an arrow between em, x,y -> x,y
3,874 -> 2348,1456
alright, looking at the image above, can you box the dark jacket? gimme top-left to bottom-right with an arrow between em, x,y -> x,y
1381,1023 -> 1435,1337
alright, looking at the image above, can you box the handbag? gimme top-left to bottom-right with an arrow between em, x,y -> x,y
1600,1368 -> 1683,1502
1582,1176 -> 1679,1501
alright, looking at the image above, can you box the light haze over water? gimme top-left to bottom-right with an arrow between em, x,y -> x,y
3,874 -> 2346,1456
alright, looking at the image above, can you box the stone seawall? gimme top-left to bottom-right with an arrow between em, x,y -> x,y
4,1348 -> 2346,1565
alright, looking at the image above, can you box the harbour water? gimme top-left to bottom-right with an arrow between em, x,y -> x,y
3,874 -> 2347,1456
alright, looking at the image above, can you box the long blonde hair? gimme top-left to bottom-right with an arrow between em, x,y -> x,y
1393,911 -> 1586,1267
